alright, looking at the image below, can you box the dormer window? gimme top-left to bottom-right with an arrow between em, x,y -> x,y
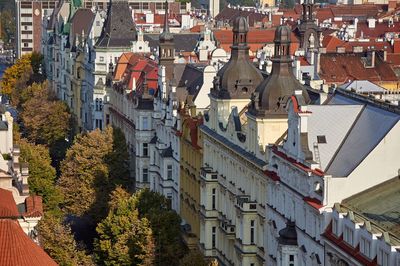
343,225 -> 353,246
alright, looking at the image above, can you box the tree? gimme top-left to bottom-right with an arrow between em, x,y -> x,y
179,249 -> 208,266
106,127 -> 131,190
21,83 -> 71,146
0,54 -> 32,97
19,139 -> 63,214
94,187 -> 155,266
58,128 -> 113,219
37,213 -> 95,266
133,189 -> 188,265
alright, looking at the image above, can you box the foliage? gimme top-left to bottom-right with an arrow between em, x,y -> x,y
31,51 -> 44,74
106,127 -> 131,190
58,128 -> 113,219
94,187 -> 155,266
0,54 -> 32,97
134,189 -> 188,265
58,127 -> 131,221
21,82 -> 71,146
179,249 -> 209,266
18,139 -> 63,213
0,9 -> 16,46
37,213 -> 95,266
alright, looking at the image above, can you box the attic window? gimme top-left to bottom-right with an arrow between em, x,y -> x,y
317,135 -> 327,144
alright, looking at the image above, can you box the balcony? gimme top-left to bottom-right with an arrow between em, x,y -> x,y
200,167 -> 218,182
235,195 -> 258,213
220,219 -> 235,236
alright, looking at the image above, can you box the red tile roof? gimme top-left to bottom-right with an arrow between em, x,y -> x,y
0,220 -> 57,266
356,21 -> 400,39
0,189 -> 19,218
319,53 -> 398,83
214,28 -> 299,54
24,196 -> 43,218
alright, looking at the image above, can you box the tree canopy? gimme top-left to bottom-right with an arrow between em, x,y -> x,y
94,187 -> 155,266
37,213 -> 95,266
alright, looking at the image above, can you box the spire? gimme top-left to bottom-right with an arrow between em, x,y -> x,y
160,0 -> 173,42
210,17 -> 263,99
249,25 -> 310,117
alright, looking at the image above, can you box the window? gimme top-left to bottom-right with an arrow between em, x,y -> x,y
332,218 -> 338,236
317,135 -> 327,144
167,165 -> 172,180
142,117 -> 149,130
143,143 -> 148,157
99,99 -> 103,111
250,220 -> 255,244
378,248 -> 389,266
142,168 -> 148,183
289,255 -> 295,266
360,237 -> 370,258
24,43 -> 28,47
99,56 -> 104,62
212,226 -> 216,248
96,21 -> 100,26
95,99 -> 99,111
106,114 -> 110,125
212,188 -> 216,210
343,226 -> 353,246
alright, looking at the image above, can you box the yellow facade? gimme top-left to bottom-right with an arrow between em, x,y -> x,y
179,108 -> 203,248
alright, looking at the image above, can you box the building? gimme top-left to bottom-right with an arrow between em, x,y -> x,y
108,52 -> 158,188
179,103 -> 203,248
16,0 -> 189,58
324,177 -> 400,266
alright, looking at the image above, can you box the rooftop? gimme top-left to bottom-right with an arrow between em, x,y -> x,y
342,176 -> 400,243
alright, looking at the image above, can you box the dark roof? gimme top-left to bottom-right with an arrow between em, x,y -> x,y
177,64 -> 204,100
144,33 -> 200,53
70,8 -> 95,38
278,221 -> 298,246
0,121 -> 7,131
160,146 -> 173,158
215,7 -> 268,27
96,1 -> 137,48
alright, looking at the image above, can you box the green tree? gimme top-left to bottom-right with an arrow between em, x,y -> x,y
94,187 -> 155,266
37,213 -> 95,266
0,9 -> 16,46
133,189 -> 188,265
19,139 -> 63,214
30,51 -> 44,74
106,127 -> 131,190
58,128 -> 113,219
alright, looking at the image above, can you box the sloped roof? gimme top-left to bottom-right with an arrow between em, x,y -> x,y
215,7 -> 268,27
339,80 -> 387,93
324,92 -> 400,176
70,8 -> 95,38
0,220 -> 57,266
177,64 -> 204,100
0,189 -> 19,218
307,105 -> 364,171
144,33 -> 199,53
96,1 -> 136,48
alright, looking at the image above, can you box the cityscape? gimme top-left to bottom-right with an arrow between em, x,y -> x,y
0,0 -> 399,265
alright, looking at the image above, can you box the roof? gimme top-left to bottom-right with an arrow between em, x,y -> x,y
70,9 -> 95,38
342,176 -> 400,240
338,80 -> 387,93
177,64 -> 204,100
215,7 -> 268,27
0,220 -> 58,266
0,189 -> 19,218
144,33 -> 200,53
96,1 -> 137,48
319,53 -> 398,83
322,91 -> 400,176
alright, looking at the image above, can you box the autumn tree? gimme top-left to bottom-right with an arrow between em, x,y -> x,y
21,82 -> 71,146
0,54 -> 32,97
37,213 -> 95,266
19,139 -> 62,213
94,187 -> 155,266
58,128 -> 113,220
133,189 -> 188,265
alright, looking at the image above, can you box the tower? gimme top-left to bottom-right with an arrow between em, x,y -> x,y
159,1 -> 175,81
277,221 -> 299,266
296,0 -> 321,52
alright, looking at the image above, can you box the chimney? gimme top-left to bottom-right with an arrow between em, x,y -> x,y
371,50 -> 375,67
383,49 -> 387,61
368,18 -> 376,28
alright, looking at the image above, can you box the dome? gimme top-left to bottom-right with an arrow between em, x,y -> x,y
233,16 -> 249,33
211,17 -> 263,99
159,28 -> 174,42
278,221 -> 298,246
274,25 -> 291,43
